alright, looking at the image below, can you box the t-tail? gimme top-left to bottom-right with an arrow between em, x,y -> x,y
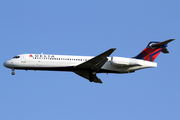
133,39 -> 175,62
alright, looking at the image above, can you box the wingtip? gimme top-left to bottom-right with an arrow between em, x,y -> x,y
168,39 -> 175,42
111,48 -> 117,50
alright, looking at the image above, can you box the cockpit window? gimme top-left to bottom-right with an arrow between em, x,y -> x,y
13,56 -> 20,59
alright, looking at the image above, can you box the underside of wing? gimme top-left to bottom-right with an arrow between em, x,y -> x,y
74,48 -> 116,83
74,71 -> 103,83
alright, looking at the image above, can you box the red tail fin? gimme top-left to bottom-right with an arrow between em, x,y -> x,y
133,39 -> 174,62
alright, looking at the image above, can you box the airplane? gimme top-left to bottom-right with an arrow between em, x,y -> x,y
3,39 -> 174,83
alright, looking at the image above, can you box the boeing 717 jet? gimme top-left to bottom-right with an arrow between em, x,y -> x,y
3,39 -> 174,83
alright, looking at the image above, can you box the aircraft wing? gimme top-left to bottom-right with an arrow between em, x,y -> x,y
74,71 -> 103,83
75,48 -> 116,71
74,48 -> 116,83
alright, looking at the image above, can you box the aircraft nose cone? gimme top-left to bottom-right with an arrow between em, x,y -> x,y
3,61 -> 11,68
3,61 -> 8,67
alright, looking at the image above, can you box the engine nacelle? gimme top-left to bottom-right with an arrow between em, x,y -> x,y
111,57 -> 139,66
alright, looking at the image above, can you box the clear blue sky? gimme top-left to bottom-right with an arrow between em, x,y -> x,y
0,0 -> 179,120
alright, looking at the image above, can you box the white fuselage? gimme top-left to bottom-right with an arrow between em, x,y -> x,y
3,54 -> 157,73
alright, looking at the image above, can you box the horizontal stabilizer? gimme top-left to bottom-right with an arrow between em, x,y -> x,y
162,47 -> 169,53
151,39 -> 175,47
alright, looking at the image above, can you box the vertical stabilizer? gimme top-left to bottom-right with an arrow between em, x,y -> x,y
133,39 -> 174,62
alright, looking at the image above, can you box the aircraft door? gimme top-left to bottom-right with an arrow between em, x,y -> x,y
21,55 -> 26,63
